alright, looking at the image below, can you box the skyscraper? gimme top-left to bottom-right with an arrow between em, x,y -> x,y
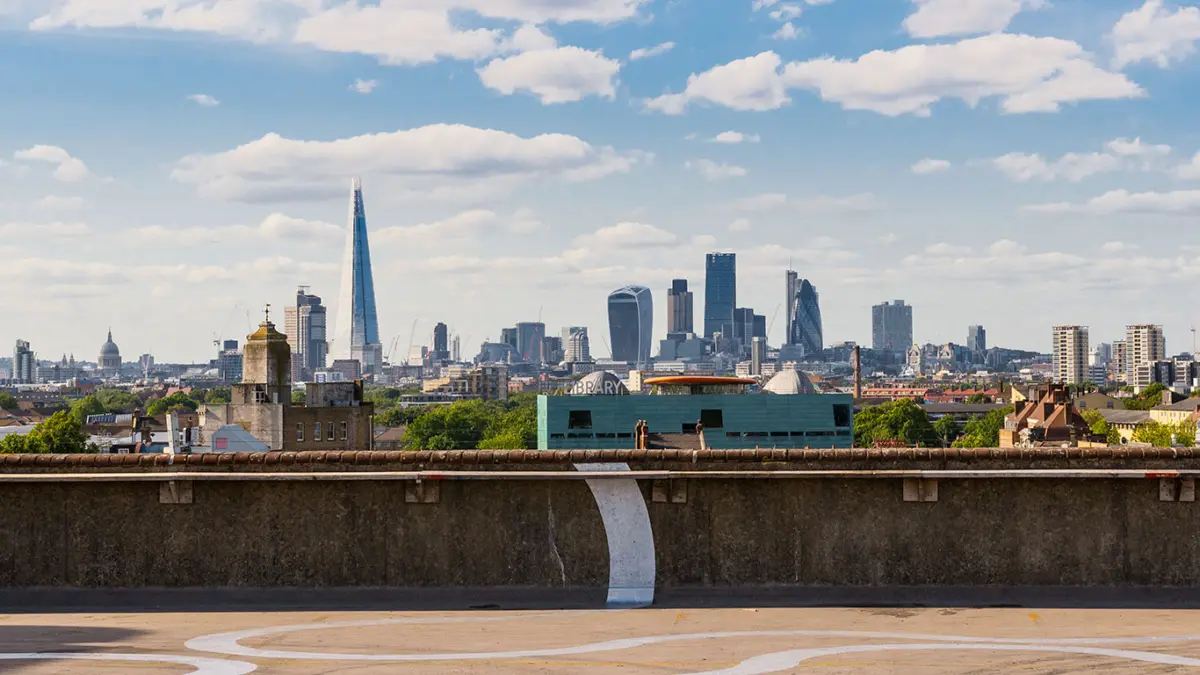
331,177 -> 382,375
608,285 -> 653,365
1112,339 -> 1128,383
733,307 -> 756,355
1052,325 -> 1089,385
563,326 -> 591,363
666,279 -> 693,335
285,287 -> 327,381
12,339 -> 34,384
1125,324 -> 1165,384
500,327 -> 518,349
703,253 -> 736,340
787,277 -> 823,357
871,300 -> 912,353
432,322 -> 449,362
516,321 -> 546,364
967,325 -> 986,353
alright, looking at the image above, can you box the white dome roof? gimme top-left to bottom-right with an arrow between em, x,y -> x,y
569,371 -> 629,396
762,369 -> 815,395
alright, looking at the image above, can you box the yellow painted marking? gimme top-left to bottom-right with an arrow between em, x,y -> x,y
1029,613 -> 1044,624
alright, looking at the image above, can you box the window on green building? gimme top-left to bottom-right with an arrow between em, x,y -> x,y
567,410 -> 593,429
700,409 -> 724,428
833,404 -> 851,428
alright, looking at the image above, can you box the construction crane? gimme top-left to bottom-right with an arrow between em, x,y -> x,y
405,319 -> 418,364
386,335 -> 401,364
766,303 -> 782,343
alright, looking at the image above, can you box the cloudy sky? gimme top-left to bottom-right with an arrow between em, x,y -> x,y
3,0 -> 1200,363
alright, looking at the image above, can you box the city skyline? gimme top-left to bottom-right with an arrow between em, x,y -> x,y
5,0 -> 1200,360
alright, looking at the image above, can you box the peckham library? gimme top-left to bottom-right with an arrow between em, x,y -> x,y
537,371 -> 854,450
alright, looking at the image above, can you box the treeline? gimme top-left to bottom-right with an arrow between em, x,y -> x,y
853,399 -> 1007,448
373,392 -> 537,450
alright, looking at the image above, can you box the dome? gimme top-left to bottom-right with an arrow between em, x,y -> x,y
762,369 -> 816,395
100,330 -> 120,357
569,371 -> 628,396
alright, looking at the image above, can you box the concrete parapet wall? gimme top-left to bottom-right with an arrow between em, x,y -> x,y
1,450 -> 1199,593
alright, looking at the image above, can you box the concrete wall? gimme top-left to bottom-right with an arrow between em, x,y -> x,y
3,450 -> 1200,590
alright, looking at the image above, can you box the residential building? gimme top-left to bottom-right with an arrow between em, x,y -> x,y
967,325 -> 986,353
666,279 -> 693,336
422,365 -> 508,401
787,277 -> 823,358
871,300 -> 912,354
1001,383 -> 1095,447
703,253 -> 736,340
432,322 -> 450,362
330,177 -> 383,375
516,321 -> 546,364
12,340 -> 34,385
284,287 -> 327,381
99,329 -> 121,378
1052,325 -> 1089,385
608,285 -> 653,366
1112,339 -> 1128,384
1126,324 -> 1166,388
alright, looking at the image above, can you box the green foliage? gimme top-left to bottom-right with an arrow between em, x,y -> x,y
403,394 -> 537,450
964,393 -> 993,404
951,408 -> 1009,448
853,399 -> 936,447
376,405 -> 429,428
0,410 -> 91,454
1080,409 -> 1122,445
1125,383 -> 1169,411
364,387 -> 402,408
0,392 -> 17,410
932,416 -> 960,447
146,391 -> 199,416
1132,419 -> 1195,447
204,387 -> 232,404
291,390 -> 306,405
70,395 -> 106,426
93,389 -> 142,413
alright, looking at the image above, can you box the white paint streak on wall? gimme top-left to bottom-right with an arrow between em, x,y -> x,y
0,653 -> 257,675
574,461 -> 656,608
547,493 -> 567,586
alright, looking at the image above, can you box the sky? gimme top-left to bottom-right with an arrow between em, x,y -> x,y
3,0 -> 1200,363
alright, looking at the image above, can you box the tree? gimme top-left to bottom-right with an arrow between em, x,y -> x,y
291,390 -> 307,405
146,391 -> 199,416
853,399 -> 936,447
1125,383 -> 1169,411
1132,419 -> 1195,447
1080,409 -> 1121,445
204,387 -> 231,404
951,408 -> 1009,448
932,416 -> 960,447
376,405 -> 429,428
965,393 -> 993,404
1,411 -> 92,454
94,389 -> 142,413
0,392 -> 17,410
70,395 -> 106,426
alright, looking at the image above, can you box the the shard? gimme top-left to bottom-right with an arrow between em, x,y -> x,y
331,177 -> 382,375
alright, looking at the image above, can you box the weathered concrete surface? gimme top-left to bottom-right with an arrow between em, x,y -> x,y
5,605 -> 1200,674
2,452 -> 1200,590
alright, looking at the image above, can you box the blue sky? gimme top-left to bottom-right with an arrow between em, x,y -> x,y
3,0 -> 1200,363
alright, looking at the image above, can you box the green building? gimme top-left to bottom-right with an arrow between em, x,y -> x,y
537,371 -> 853,450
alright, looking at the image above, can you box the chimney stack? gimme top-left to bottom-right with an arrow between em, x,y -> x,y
853,345 -> 862,400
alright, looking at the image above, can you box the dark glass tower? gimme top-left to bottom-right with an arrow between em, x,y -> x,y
703,253 -> 736,340
608,285 -> 653,365
789,279 -> 824,357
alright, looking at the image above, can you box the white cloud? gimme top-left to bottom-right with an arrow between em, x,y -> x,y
478,46 -> 620,104
649,36 -> 1143,116
628,41 -> 674,61
903,0 -> 1045,38
375,209 -> 498,244
131,213 -> 342,245
772,22 -> 799,40
911,158 -> 951,174
351,79 -> 377,94
13,145 -> 91,182
1174,151 -> 1200,179
33,195 -> 83,210
1110,0 -> 1200,69
710,130 -> 761,144
925,242 -> 972,256
733,192 -> 789,211
187,93 -> 219,107
0,221 -> 89,238
770,4 -> 803,20
878,232 -> 900,244
989,137 -> 1171,182
1023,189 -> 1200,214
729,218 -> 751,232
752,0 -> 780,9
571,221 -> 679,249
1101,241 -> 1138,252
685,159 -> 748,180
171,123 -> 645,203
731,191 -> 881,212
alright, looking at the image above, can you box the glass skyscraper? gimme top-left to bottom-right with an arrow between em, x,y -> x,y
608,285 -> 653,366
331,177 -> 382,375
788,278 -> 823,357
703,253 -> 736,340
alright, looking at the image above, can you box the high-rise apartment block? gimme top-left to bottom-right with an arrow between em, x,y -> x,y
1125,324 -> 1165,389
871,300 -> 913,353
11,339 -> 34,384
1052,325 -> 1090,385
285,287 -> 327,382
1112,339 -> 1128,383
967,325 -> 986,353
331,177 -> 382,375
666,279 -> 693,336
703,253 -> 736,340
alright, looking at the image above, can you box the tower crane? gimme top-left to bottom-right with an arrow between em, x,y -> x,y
405,319 -> 418,364
766,303 -> 782,343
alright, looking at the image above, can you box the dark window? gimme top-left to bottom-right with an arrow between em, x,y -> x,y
567,433 -> 594,439
567,410 -> 593,429
700,409 -> 724,428
339,421 -> 347,441
745,431 -> 768,438
596,432 -> 616,438
616,432 -> 633,438
296,423 -> 304,442
314,422 -> 321,441
836,429 -> 851,436
790,431 -> 806,437
833,404 -> 851,427
327,423 -> 335,441
682,422 -> 697,433
550,433 -> 566,439
770,431 -> 789,437
809,430 -> 835,437
726,431 -> 741,438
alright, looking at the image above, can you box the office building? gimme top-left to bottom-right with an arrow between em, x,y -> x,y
284,287 -> 328,381
563,327 -> 591,364
666,279 -> 693,336
331,177 -> 383,375
12,339 -> 34,384
516,321 -> 546,364
1125,324 -> 1166,387
451,335 -> 461,362
750,337 -> 765,376
500,327 -> 518,349
967,325 -> 986,353
217,340 -> 243,384
99,329 -> 121,378
1052,325 -> 1089,385
608,285 -> 653,366
871,300 -> 912,354
732,307 -> 755,355
543,336 -> 564,364
432,322 -> 450,362
787,277 -> 823,357
703,253 -> 736,340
